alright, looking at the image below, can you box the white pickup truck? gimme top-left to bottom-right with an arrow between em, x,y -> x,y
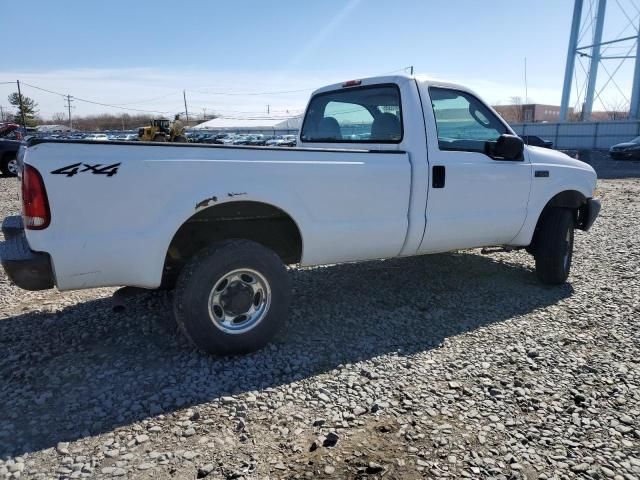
1,75 -> 600,355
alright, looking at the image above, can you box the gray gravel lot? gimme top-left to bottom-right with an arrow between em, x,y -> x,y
0,155 -> 639,479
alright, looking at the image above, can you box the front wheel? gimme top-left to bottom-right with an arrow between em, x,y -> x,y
533,208 -> 575,285
173,240 -> 290,355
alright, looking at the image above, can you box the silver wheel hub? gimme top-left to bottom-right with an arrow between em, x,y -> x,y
7,159 -> 18,175
207,268 -> 271,334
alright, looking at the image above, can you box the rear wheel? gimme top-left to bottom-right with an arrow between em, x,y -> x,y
153,133 -> 167,142
533,208 -> 575,285
173,240 -> 290,355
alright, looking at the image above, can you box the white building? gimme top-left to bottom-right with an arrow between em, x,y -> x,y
192,115 -> 302,133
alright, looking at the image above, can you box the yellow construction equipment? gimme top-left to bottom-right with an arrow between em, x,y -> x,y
138,116 -> 187,142
138,118 -> 171,142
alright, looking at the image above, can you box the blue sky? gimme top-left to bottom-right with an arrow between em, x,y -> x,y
1,0 -> 637,120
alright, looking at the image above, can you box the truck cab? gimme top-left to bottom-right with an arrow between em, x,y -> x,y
299,75 -> 598,256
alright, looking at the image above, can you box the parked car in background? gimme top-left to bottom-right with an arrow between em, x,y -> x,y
609,136 -> 640,160
85,134 -> 109,141
0,138 -> 21,176
115,133 -> 138,141
232,134 -> 251,145
522,135 -> 553,149
0,123 -> 22,176
266,135 -> 297,147
217,134 -> 237,144
246,134 -> 266,146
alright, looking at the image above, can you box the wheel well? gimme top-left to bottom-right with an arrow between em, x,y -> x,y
527,190 -> 588,255
162,201 -> 302,287
545,190 -> 587,209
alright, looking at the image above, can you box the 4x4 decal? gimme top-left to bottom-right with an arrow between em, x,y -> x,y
51,162 -> 121,177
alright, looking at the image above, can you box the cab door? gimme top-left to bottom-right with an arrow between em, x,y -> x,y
418,86 -> 532,253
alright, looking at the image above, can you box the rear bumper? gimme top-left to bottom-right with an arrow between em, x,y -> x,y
0,215 -> 54,291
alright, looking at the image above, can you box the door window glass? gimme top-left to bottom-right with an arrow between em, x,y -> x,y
429,87 -> 507,153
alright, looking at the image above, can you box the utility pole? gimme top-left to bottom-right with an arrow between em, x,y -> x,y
183,90 -> 189,125
267,104 -> 270,115
16,80 -> 27,131
64,94 -> 74,129
524,57 -> 528,104
410,65 -> 414,75
0,105 -> 4,122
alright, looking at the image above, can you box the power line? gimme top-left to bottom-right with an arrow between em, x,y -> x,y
190,87 -> 314,96
20,82 -> 172,114
189,66 -> 414,97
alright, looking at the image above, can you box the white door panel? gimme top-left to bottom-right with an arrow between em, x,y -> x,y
420,152 -> 531,252
417,85 -> 532,253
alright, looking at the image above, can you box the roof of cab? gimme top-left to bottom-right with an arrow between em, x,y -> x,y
310,74 -> 476,97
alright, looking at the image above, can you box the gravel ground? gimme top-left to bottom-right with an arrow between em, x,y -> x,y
0,162 -> 638,479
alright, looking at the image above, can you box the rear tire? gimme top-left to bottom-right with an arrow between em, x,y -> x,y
533,208 -> 575,285
173,240 -> 290,355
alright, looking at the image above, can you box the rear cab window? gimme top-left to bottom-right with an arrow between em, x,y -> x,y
301,84 -> 403,143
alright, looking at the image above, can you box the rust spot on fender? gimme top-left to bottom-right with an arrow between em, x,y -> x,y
195,196 -> 218,209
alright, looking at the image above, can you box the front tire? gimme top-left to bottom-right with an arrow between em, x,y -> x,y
533,208 -> 575,285
173,240 -> 290,355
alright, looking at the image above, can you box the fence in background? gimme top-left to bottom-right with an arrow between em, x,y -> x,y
510,120 -> 640,150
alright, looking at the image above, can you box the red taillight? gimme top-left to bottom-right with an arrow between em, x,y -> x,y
21,164 -> 51,230
342,79 -> 362,87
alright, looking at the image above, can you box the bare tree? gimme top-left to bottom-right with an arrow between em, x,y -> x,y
604,97 -> 629,120
508,96 -> 524,123
40,113 -> 156,131
493,97 -> 524,123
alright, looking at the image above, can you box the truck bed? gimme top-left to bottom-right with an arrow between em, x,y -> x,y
21,139 -> 412,290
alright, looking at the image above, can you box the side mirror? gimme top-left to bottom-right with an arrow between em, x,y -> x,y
486,134 -> 524,160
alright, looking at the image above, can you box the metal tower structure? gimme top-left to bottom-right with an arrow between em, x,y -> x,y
560,0 -> 640,121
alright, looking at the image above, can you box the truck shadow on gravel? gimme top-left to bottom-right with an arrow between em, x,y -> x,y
0,251 -> 572,457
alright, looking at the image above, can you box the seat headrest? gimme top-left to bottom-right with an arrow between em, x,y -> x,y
317,117 -> 341,140
371,112 -> 401,141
